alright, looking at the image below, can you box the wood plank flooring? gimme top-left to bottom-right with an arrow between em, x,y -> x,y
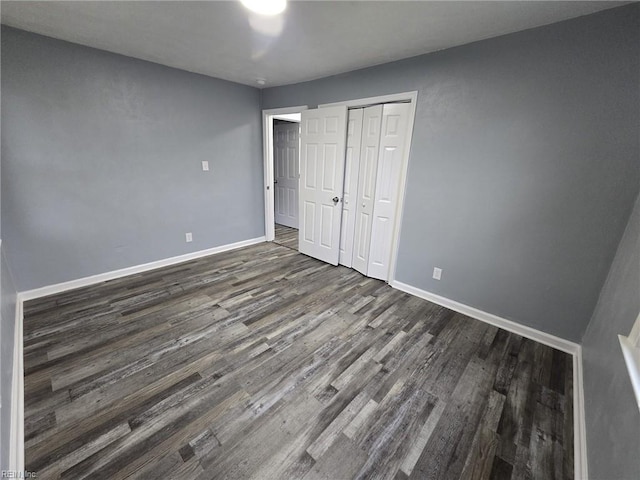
274,223 -> 298,251
23,241 -> 574,479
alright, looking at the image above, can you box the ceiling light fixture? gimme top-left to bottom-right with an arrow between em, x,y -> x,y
240,0 -> 287,16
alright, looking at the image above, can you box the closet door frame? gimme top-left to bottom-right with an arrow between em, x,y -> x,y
319,91 -> 418,284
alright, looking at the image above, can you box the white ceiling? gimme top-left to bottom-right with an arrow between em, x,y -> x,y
0,1 -> 626,88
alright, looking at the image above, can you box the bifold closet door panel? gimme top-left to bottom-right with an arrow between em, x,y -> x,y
368,103 -> 412,281
298,105 -> 348,266
339,109 -> 364,268
352,105 -> 384,276
274,121 -> 300,229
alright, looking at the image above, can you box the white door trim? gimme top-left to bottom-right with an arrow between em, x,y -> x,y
262,105 -> 308,241
320,91 -> 418,283
10,296 -> 25,475
319,91 -> 417,109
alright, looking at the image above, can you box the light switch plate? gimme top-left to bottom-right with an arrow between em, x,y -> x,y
202,161 -> 209,171
433,267 -> 442,280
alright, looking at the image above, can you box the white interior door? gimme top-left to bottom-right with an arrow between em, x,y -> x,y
368,103 -> 411,280
352,105 -> 383,276
274,121 -> 300,228
339,108 -> 364,268
299,105 -> 348,265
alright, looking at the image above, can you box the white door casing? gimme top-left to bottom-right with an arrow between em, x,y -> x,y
352,105 -> 384,276
298,105 -> 348,265
368,103 -> 412,280
263,106 -> 308,241
274,121 -> 300,228
339,108 -> 364,268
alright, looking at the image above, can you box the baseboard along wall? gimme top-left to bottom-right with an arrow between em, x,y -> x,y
19,237 -> 266,301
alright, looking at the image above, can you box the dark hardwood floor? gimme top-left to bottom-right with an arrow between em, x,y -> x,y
23,241 -> 574,479
273,223 -> 298,251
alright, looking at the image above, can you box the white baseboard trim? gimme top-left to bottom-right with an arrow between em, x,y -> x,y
390,280 -> 579,354
390,280 -> 588,479
573,348 -> 589,480
19,236 -> 266,301
9,297 -> 24,474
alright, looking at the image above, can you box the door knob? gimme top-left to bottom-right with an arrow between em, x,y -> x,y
274,180 -> 278,184
332,197 -> 340,204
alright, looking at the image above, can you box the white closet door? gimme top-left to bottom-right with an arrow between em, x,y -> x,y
298,106 -> 348,266
352,105 -> 383,276
274,121 -> 300,228
339,109 -> 364,268
368,103 -> 411,281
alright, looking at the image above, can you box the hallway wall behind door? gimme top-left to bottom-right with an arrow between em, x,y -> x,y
262,5 -> 640,343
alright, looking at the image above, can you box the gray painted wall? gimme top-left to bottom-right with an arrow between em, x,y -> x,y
0,246 -> 17,469
263,5 -> 640,341
1,26 -> 264,291
582,193 -> 640,480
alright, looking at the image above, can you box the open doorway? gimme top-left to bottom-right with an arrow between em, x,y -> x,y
272,115 -> 300,251
262,106 -> 307,244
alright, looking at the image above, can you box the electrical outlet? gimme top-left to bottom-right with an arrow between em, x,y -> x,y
185,232 -> 193,243
433,267 -> 442,280
201,161 -> 209,171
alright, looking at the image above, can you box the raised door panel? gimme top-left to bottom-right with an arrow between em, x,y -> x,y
274,138 -> 286,220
